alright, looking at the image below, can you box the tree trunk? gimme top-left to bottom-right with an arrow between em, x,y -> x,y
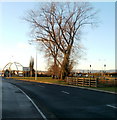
30,70 -> 32,77
61,53 -> 70,80
53,56 -> 57,79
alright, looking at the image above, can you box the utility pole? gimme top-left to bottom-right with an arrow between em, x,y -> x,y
35,49 -> 37,80
104,64 -> 106,72
29,40 -> 38,80
90,65 -> 91,73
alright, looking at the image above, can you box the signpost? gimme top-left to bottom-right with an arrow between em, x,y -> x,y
23,67 -> 30,71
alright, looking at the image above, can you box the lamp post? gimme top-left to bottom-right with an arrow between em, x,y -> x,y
104,64 -> 106,72
90,65 -> 91,73
35,49 -> 37,80
29,41 -> 38,80
104,64 -> 106,78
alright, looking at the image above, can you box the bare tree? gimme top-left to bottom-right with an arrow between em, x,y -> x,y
25,2 -> 98,79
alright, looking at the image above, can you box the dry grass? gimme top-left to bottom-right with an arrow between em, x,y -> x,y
6,77 -> 117,92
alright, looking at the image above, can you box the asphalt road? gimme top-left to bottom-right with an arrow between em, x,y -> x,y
2,77 -> 117,120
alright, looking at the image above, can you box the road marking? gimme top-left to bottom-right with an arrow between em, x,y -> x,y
14,85 -> 48,120
61,91 -> 70,94
106,104 -> 117,109
38,85 -> 45,88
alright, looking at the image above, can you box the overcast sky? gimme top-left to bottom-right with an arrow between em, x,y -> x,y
0,1 -> 115,71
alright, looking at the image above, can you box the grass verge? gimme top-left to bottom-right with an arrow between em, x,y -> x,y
6,77 -> 116,93
94,87 -> 116,93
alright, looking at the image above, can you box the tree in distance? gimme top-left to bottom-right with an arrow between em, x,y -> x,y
29,56 -> 35,77
25,2 -> 98,79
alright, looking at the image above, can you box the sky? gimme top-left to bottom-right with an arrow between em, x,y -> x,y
0,1 -> 115,71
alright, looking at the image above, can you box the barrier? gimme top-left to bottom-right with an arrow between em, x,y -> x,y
66,77 -> 98,87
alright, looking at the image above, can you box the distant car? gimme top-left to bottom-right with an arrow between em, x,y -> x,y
73,73 -> 82,77
18,73 -> 23,77
85,74 -> 88,77
78,74 -> 82,77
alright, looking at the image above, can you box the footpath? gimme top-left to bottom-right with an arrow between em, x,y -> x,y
2,77 -> 42,119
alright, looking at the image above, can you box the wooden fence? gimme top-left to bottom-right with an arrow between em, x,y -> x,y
66,77 -> 98,87
66,77 -> 117,87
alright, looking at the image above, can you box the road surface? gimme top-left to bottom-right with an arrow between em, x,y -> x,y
2,77 -> 46,120
2,77 -> 117,120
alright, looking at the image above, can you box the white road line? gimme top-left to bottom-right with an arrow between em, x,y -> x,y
14,85 -> 48,120
106,104 -> 117,109
38,85 -> 45,88
61,91 -> 70,94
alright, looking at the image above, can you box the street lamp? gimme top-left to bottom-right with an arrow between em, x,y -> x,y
90,65 -> 91,73
104,64 -> 106,78
29,41 -> 38,80
35,49 -> 37,80
104,64 -> 106,72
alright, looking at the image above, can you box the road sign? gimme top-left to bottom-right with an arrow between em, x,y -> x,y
23,67 -> 30,71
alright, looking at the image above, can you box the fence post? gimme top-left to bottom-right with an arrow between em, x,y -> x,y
75,77 -> 77,85
96,78 -> 98,87
67,77 -> 68,84
83,78 -> 85,86
72,77 -> 73,85
76,77 -> 78,86
89,77 -> 91,87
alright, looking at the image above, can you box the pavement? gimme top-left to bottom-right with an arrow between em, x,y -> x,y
2,77 -> 44,120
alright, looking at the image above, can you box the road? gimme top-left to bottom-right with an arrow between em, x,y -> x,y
1,77 -> 117,120
1,77 -> 46,120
